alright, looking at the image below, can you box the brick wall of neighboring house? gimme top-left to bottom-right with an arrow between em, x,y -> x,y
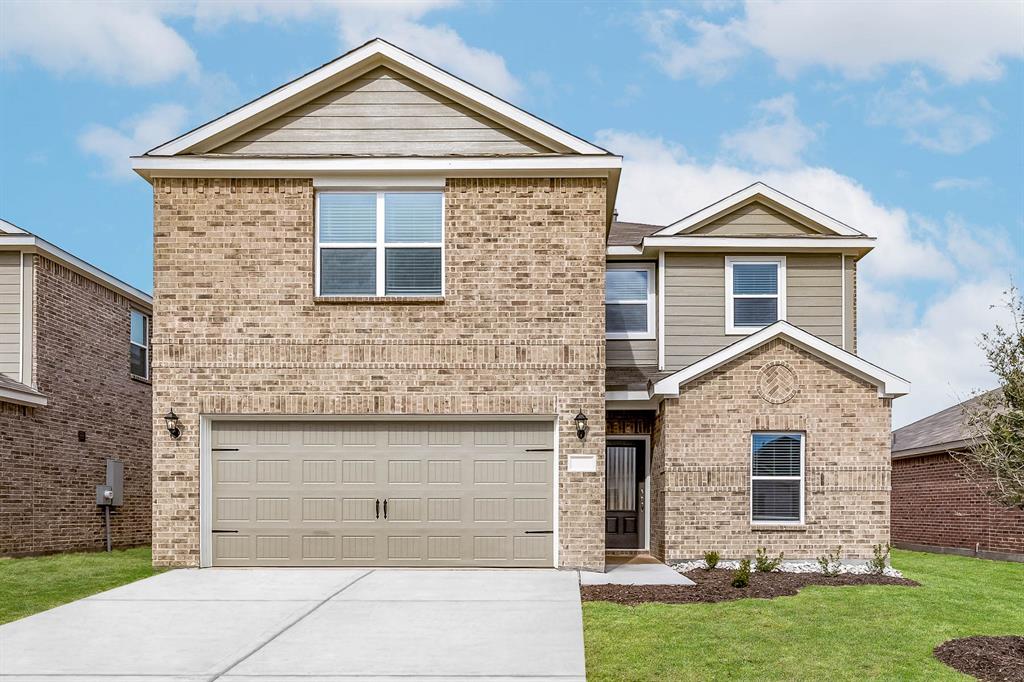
151,177 -> 607,569
892,452 -> 1024,559
0,256 -> 152,556
651,338 -> 891,562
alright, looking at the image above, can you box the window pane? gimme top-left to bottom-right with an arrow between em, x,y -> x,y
130,345 -> 147,377
606,269 -> 648,302
319,193 -> 376,242
734,297 -> 778,326
752,479 -> 801,522
607,303 -> 648,333
320,248 -> 376,295
606,446 -> 637,512
130,310 -> 147,346
753,433 -> 802,476
733,263 -> 778,294
385,248 -> 442,296
384,192 -> 442,242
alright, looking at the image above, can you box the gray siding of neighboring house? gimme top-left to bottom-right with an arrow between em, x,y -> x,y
689,202 -> 821,236
663,252 -> 847,371
0,251 -> 21,379
211,66 -> 554,156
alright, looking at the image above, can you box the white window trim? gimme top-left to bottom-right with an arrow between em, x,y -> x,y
606,262 -> 656,340
130,309 -> 150,380
725,255 -> 786,335
315,190 -> 445,298
750,431 -> 805,526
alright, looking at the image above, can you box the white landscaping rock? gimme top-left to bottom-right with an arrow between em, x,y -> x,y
670,559 -> 903,578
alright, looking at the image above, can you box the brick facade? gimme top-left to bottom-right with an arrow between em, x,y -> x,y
892,452 -> 1024,560
0,256 -> 152,555
151,177 -> 607,569
651,338 -> 892,562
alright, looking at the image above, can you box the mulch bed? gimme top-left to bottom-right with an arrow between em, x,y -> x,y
934,636 -> 1024,682
580,568 -> 918,605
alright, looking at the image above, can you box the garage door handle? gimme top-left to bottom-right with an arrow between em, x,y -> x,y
211,529 -> 238,534
383,499 -> 388,519
524,530 -> 553,534
375,499 -> 380,519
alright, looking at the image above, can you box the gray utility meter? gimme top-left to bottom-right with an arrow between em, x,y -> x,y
96,459 -> 124,551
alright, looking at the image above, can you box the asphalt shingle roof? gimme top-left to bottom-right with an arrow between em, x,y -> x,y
891,388 -> 1001,455
608,220 -> 663,246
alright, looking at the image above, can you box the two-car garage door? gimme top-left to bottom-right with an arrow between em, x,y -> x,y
209,420 -> 554,567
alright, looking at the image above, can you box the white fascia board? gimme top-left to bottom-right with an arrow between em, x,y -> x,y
654,182 -> 865,237
0,235 -> 152,308
641,236 -> 875,252
131,154 -> 622,180
651,321 -> 910,399
147,39 -> 608,157
0,385 -> 48,407
605,390 -> 654,401
606,245 -> 644,256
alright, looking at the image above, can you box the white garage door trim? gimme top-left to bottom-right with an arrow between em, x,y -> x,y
198,415 -> 559,568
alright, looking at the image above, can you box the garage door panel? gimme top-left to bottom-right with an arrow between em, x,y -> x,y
210,420 -> 553,567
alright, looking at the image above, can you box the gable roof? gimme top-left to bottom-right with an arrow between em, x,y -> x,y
0,219 -> 151,309
891,389 -> 1001,458
609,220 -> 663,246
654,182 -> 866,238
650,321 -> 910,399
144,39 -> 610,158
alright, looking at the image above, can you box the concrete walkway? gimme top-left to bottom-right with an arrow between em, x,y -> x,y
0,568 -> 585,681
580,555 -> 695,586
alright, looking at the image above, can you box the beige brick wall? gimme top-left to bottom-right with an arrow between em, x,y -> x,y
651,338 -> 891,562
151,177 -> 607,569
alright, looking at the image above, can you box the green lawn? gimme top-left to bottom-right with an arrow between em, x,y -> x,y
584,550 -> 1024,681
0,546 -> 162,624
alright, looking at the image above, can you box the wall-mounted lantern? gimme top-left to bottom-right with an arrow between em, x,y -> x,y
574,409 -> 589,440
164,409 -> 182,440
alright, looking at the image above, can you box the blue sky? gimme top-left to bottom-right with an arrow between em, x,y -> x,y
1,0 -> 1022,426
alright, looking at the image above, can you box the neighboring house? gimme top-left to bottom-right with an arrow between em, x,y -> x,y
0,219 -> 152,556
892,391 -> 1023,562
133,39 -> 908,570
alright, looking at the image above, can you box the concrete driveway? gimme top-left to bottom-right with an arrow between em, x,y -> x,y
0,568 -> 585,681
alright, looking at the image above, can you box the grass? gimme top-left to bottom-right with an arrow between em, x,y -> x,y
0,546 -> 162,624
583,550 -> 1024,681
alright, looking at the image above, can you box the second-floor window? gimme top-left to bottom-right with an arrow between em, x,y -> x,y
130,309 -> 149,379
606,263 -> 655,339
316,191 -> 444,297
726,256 -> 786,334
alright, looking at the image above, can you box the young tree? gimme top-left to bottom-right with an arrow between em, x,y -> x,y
955,285 -> 1024,508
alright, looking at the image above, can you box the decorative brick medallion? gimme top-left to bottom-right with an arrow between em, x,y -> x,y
756,361 -> 798,404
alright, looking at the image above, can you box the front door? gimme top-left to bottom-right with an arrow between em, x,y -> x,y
605,440 -> 645,549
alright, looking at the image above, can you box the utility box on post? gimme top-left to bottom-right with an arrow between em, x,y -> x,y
95,459 -> 124,507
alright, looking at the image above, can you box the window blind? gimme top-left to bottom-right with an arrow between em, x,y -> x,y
606,303 -> 648,333
733,263 -> 778,294
752,432 -> 802,523
606,269 -> 648,302
384,192 -> 442,242
385,248 -> 442,296
320,248 -> 376,295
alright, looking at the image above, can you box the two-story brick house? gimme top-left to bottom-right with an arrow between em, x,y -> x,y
0,219 -> 153,556
134,39 -> 907,571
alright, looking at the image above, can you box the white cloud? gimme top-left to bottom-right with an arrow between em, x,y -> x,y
640,9 -> 746,84
0,1 -> 199,85
868,76 -> 994,154
932,177 -> 989,191
188,0 -> 523,99
720,94 -> 817,168
78,104 -> 190,179
643,0 -> 1024,85
597,129 -> 1016,425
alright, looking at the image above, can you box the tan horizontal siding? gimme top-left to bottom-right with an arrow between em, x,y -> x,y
0,251 -> 20,379
607,339 -> 657,367
690,202 -> 819,236
211,66 -> 552,156
663,252 -> 844,370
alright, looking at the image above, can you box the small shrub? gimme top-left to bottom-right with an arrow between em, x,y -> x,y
754,546 -> 784,573
731,559 -> 751,588
869,543 -> 891,574
817,545 -> 842,577
703,550 -> 720,570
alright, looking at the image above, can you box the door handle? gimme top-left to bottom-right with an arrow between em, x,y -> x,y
375,499 -> 380,520
383,499 -> 388,520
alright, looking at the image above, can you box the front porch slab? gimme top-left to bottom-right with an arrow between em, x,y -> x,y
580,557 -> 695,586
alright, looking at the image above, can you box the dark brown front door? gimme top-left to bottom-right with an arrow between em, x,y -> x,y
605,440 -> 645,549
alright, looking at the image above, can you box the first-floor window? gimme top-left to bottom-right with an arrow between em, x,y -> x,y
751,432 -> 803,523
316,191 -> 443,297
130,309 -> 149,379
